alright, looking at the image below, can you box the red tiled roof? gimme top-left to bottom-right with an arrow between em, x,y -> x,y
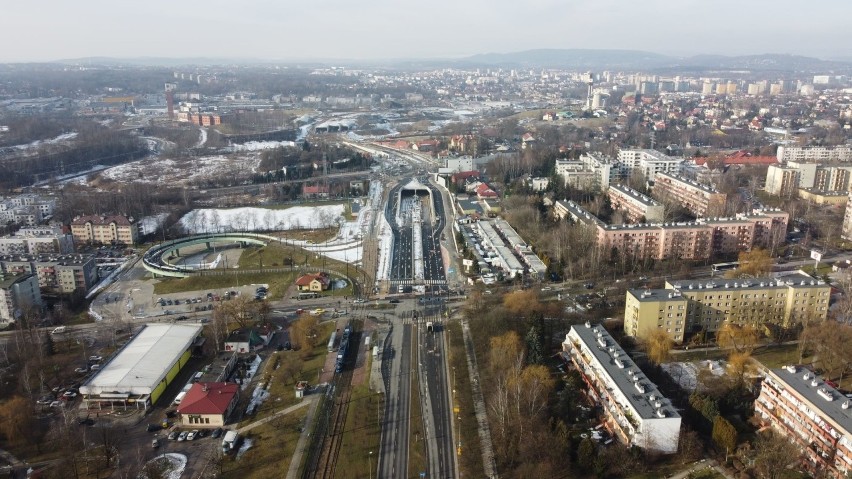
177,382 -> 238,415
295,273 -> 329,286
452,170 -> 480,181
724,151 -> 778,166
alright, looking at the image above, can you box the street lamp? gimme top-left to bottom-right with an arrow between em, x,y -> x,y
368,450 -> 373,479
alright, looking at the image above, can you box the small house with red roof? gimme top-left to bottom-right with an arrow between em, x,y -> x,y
177,382 -> 239,428
475,183 -> 498,199
414,139 -> 440,152
303,185 -> 330,199
295,272 -> 331,292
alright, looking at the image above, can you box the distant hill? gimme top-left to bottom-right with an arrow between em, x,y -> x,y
457,49 -> 852,72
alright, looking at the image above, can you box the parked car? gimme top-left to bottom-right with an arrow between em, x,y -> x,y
36,395 -> 54,405
152,438 -> 160,448
177,431 -> 188,441
88,355 -> 103,362
211,427 -> 223,439
186,430 -> 199,441
168,430 -> 179,440
147,424 -> 162,433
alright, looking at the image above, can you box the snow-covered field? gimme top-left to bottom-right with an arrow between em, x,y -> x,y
138,213 -> 169,235
179,204 -> 344,234
228,140 -> 296,152
101,154 -> 262,185
661,359 -> 727,393
139,453 -> 186,479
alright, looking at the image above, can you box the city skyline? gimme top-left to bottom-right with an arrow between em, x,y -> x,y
1,0 -> 850,63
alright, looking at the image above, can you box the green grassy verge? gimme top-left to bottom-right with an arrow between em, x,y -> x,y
752,343 -> 803,369
241,322 -> 334,426
152,271 -> 297,298
334,374 -> 383,478
447,320 -> 485,477
220,407 -> 308,479
408,337 -> 427,477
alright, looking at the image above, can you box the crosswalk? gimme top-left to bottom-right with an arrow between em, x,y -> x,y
390,279 -> 447,286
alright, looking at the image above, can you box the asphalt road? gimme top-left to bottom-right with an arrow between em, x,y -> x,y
377,322 -> 412,479
418,312 -> 455,479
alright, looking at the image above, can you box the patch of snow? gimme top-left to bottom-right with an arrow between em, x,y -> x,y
179,205 -> 344,234
242,355 -> 263,391
12,132 -> 78,151
235,437 -> 254,460
138,453 -> 186,479
138,213 -> 169,235
661,360 -> 726,393
229,140 -> 296,152
246,386 -> 270,414
195,127 -> 207,148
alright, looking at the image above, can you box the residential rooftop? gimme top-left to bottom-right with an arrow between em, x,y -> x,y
769,365 -> 852,435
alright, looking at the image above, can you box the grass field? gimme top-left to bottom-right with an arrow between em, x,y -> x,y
220,408 -> 308,479
447,321 -> 485,477
334,379 -> 382,478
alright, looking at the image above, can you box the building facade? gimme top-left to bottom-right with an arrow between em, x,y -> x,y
608,184 -> 665,223
624,272 -> 830,343
70,215 -> 139,246
765,165 -> 803,197
617,149 -> 683,181
0,226 -> 74,255
0,273 -> 42,325
178,382 -> 239,428
777,146 -> 852,163
0,254 -> 98,294
652,172 -> 727,217
562,324 -> 681,453
755,365 -> 852,478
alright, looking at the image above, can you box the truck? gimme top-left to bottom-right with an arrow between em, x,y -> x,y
221,430 -> 238,453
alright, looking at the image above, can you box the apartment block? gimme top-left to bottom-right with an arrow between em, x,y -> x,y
0,273 -> 42,325
617,149 -> 683,181
562,324 -> 681,453
652,172 -> 727,217
777,146 -> 852,163
555,153 -> 618,191
0,254 -> 98,294
765,165 -> 803,197
813,166 -> 852,192
608,184 -> 665,223
756,365 -> 852,478
555,159 -> 598,189
843,193 -> 852,241
70,215 -> 139,245
624,272 -> 830,343
0,226 -> 74,255
555,200 -> 787,261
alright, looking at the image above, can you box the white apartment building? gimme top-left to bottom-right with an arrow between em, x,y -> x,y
0,226 -> 74,255
778,146 -> 852,163
555,153 -> 618,191
0,273 -> 42,325
445,157 -> 474,173
843,193 -> 852,241
563,324 -> 681,453
555,159 -> 598,189
618,149 -> 683,181
608,184 -> 665,223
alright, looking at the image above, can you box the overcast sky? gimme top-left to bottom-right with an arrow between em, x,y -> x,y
1,0 -> 849,62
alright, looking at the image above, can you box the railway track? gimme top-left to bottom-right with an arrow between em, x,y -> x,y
302,328 -> 361,479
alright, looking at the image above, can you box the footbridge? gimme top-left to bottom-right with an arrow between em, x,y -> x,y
143,233 -> 278,278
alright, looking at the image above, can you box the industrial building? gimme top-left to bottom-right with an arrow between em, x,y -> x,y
756,365 -> 852,478
562,323 -> 681,453
80,323 -> 203,410
624,272 -> 830,343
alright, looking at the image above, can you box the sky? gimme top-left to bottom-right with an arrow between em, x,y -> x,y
1,0 -> 849,62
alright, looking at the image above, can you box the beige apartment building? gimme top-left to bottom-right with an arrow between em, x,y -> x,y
0,273 -> 42,325
70,215 -> 139,246
0,254 -> 98,294
652,172 -> 726,217
608,184 -> 665,223
765,165 -> 802,197
624,272 -> 830,343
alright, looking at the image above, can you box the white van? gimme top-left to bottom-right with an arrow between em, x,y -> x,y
51,326 -> 67,335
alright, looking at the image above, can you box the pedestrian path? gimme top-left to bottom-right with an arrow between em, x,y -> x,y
237,396 -> 315,435
461,319 -> 498,479
285,392 -> 322,479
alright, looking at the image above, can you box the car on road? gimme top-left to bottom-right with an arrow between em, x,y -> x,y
89,355 -> 103,362
74,366 -> 89,374
310,308 -> 325,316
61,391 -> 78,400
51,326 -> 67,335
389,299 -> 401,304
353,298 -> 366,304
177,431 -> 188,441
541,287 -> 552,291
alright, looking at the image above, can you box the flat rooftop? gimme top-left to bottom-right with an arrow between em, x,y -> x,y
609,184 -> 661,207
769,366 -> 852,435
568,324 -> 679,420
80,323 -> 202,396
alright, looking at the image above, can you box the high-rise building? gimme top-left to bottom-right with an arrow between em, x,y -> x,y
0,273 -> 42,325
652,172 -> 727,217
765,165 -> 802,197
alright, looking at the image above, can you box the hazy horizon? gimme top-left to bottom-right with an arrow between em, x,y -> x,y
1,0 -> 849,63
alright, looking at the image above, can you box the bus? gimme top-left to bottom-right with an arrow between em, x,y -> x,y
327,331 -> 338,352
426,321 -> 434,333
297,292 -> 320,300
711,262 -> 739,274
